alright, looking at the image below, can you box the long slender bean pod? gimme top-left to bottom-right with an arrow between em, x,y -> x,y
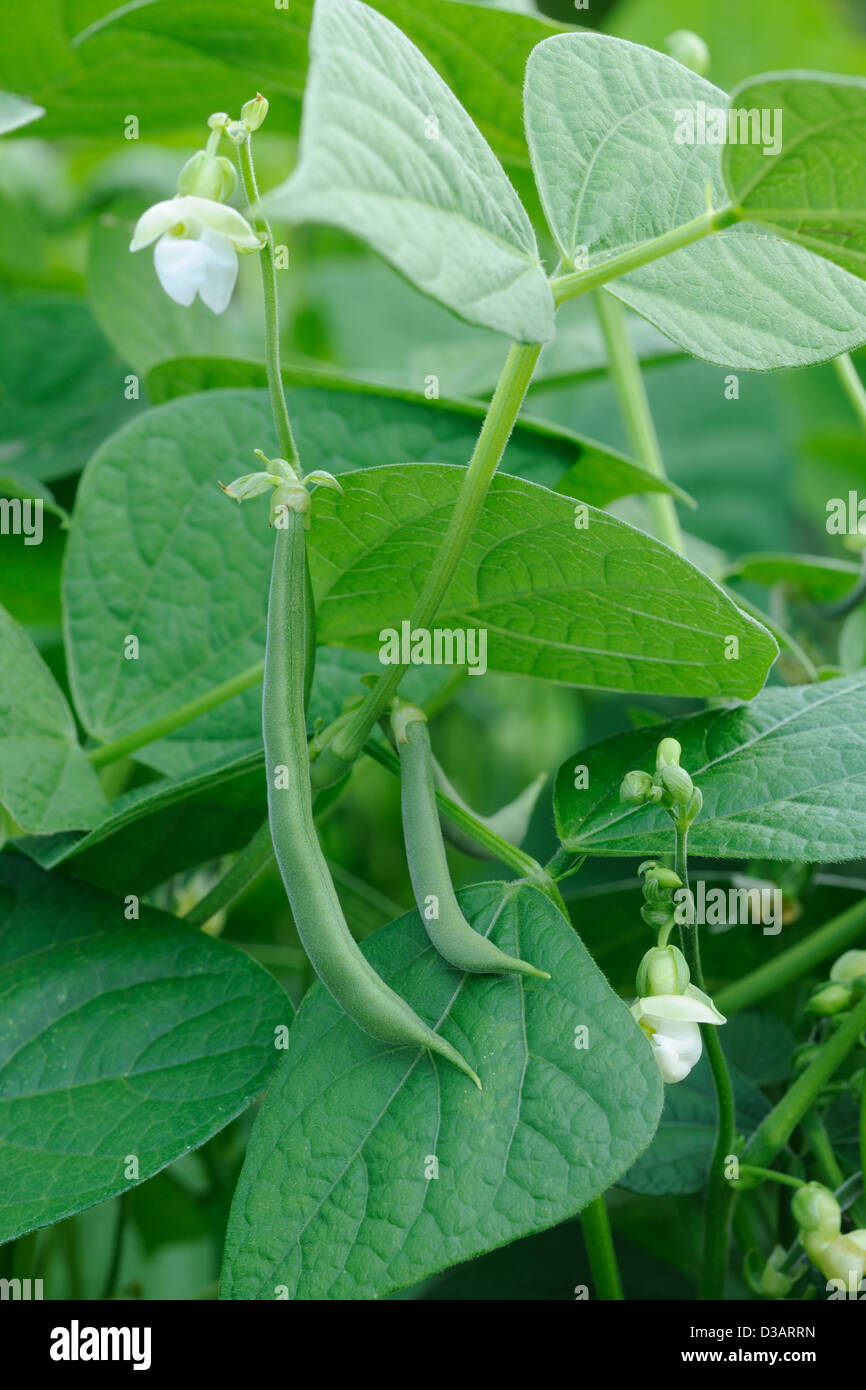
264,512 -> 481,1088
394,703 -> 549,980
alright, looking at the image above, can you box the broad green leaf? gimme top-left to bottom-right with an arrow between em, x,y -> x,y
0,292 -> 144,482
621,1030 -> 771,1196
0,856 -> 290,1243
308,465 -> 775,698
32,0 -> 560,188
724,553 -> 861,602
220,881 -> 663,1300
16,751 -> 266,896
0,603 -> 105,834
723,74 -> 866,282
64,388 -> 686,775
0,90 -> 43,134
524,34 -> 866,368
145,362 -> 684,508
267,0 -> 554,342
555,670 -> 866,860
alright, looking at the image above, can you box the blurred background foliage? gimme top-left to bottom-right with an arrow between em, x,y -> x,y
1,0 -> 865,1298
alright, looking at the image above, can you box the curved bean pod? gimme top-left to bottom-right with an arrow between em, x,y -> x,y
263,513 -> 481,1089
395,705 -> 549,980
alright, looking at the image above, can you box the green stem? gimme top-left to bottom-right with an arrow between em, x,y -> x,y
733,1165 -> 806,1191
833,352 -> 866,436
237,135 -> 298,470
593,289 -> 684,554
550,206 -> 737,307
743,992 -> 866,1170
100,1193 -> 126,1300
800,1108 -> 846,1193
676,825 -> 737,1299
581,1194 -> 624,1300
715,897 -> 866,1015
87,661 -> 265,768
184,819 -> 274,928
312,341 -> 543,786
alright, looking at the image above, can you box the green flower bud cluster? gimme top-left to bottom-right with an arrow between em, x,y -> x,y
805,949 -> 866,1018
637,858 -> 683,933
619,737 -> 703,830
791,1183 -> 866,1289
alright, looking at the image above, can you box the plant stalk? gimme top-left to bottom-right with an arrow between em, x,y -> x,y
581,1194 -> 624,1300
715,897 -> 866,1014
593,288 -> 684,554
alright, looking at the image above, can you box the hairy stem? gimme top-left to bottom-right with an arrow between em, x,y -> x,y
594,289 -> 684,553
581,1194 -> 624,1300
715,897 -> 866,1014
237,135 -> 299,470
550,206 -> 737,306
800,1108 -> 845,1192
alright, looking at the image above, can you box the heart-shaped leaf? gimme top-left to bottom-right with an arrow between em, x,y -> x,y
220,881 -> 663,1300
0,856 -> 290,1243
524,34 -> 866,368
267,0 -> 553,342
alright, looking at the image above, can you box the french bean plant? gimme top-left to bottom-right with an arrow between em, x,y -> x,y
2,0 -> 866,1307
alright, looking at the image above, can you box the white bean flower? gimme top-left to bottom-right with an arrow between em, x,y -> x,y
130,195 -> 262,314
631,985 -> 726,1084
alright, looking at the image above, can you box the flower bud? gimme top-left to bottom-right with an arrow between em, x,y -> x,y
620,769 -> 655,805
665,29 -> 710,75
813,1233 -> 866,1287
241,93 -> 269,132
640,901 -> 676,931
640,862 -> 682,891
791,1182 -> 841,1239
830,949 -> 866,989
208,112 -> 230,131
636,944 -> 690,998
806,981 -> 854,1017
656,737 -> 682,770
177,150 -> 236,201
659,763 -> 694,806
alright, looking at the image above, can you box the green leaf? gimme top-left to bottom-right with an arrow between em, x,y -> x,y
16,751 -> 266,896
267,0 -> 553,342
0,856 -> 290,1243
554,670 -> 866,860
723,73 -> 866,282
145,361 -> 683,507
0,90 -> 43,135
0,292 -> 144,482
524,33 -> 866,368
0,603 -> 105,834
723,552 -> 861,602
308,465 -> 776,698
220,881 -> 663,1300
64,390 -> 713,772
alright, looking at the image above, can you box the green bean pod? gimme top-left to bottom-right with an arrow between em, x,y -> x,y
263,512 -> 481,1089
395,706 -> 549,980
